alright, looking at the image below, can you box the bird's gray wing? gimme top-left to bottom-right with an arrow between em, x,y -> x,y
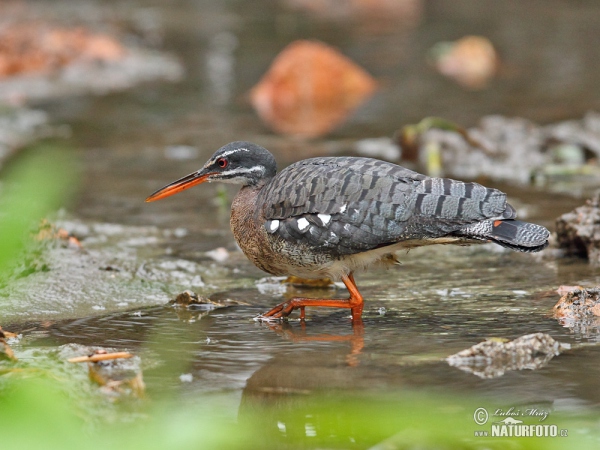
258,157 -> 513,256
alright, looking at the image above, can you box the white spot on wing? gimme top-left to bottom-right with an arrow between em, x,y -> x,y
297,217 -> 310,231
317,214 -> 331,225
339,204 -> 347,213
268,220 -> 279,232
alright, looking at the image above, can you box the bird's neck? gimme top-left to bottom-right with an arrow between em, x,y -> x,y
230,181 -> 278,274
230,182 -> 265,236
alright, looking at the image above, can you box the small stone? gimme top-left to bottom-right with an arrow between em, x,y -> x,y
206,247 -> 230,263
447,333 -> 569,379
553,286 -> 600,332
555,194 -> 600,265
170,290 -> 212,307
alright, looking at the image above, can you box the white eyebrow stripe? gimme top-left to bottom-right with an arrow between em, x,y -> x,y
219,148 -> 250,158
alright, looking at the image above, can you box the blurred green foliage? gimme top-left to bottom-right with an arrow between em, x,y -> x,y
0,142 -> 76,272
1,374 -> 598,450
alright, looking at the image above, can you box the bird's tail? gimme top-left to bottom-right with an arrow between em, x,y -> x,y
458,219 -> 550,253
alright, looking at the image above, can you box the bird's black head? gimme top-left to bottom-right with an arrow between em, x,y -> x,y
146,141 -> 277,202
202,141 -> 277,185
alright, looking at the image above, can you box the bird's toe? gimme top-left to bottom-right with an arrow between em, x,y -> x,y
253,313 -> 284,322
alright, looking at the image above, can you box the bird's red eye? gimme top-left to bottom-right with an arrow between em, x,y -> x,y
217,158 -> 228,168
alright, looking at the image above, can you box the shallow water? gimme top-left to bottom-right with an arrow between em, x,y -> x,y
4,0 -> 600,445
18,245 -> 600,421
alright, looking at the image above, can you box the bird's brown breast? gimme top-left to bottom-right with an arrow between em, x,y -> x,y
230,184 -> 336,277
230,184 -> 290,276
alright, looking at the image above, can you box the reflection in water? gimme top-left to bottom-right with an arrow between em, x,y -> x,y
19,286 -> 600,440
261,320 -> 365,366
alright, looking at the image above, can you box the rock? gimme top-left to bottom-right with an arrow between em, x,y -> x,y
205,247 -> 230,263
447,333 -> 569,379
553,286 -> 600,334
169,290 -> 248,322
555,194 -> 600,265
400,112 -> 600,188
169,290 -> 216,308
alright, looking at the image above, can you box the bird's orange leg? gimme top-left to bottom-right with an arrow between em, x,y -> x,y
258,273 -> 364,322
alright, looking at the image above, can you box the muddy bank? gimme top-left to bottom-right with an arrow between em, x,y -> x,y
0,217 -> 255,325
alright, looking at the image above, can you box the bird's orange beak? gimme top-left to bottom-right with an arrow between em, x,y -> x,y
145,170 -> 214,202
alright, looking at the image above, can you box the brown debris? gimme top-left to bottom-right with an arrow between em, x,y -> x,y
0,23 -> 126,79
169,290 -> 249,322
250,40 -> 377,138
0,326 -> 18,340
556,194 -> 600,265
170,290 -> 248,308
397,116 -> 491,168
170,290 -> 216,308
0,327 -> 17,362
447,333 -> 568,378
401,112 -> 600,185
35,219 -> 82,248
553,286 -> 600,322
83,350 -> 145,398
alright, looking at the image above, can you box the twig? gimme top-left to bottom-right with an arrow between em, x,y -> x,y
68,352 -> 133,363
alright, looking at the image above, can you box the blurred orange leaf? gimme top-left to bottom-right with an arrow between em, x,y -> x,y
250,40 -> 377,138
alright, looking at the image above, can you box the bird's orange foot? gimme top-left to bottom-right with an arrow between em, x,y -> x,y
255,274 -> 364,322
255,297 -> 363,322
255,298 -> 312,321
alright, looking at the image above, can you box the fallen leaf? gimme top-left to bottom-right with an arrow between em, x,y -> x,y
250,40 -> 377,138
429,35 -> 498,89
